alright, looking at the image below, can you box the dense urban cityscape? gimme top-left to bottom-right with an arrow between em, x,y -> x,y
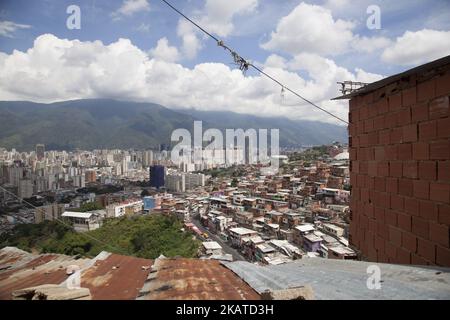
0,142 -> 355,264
1,0 -> 450,306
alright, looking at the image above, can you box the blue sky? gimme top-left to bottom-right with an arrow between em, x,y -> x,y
0,0 -> 450,123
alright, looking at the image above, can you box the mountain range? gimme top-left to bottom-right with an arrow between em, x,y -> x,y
0,99 -> 347,151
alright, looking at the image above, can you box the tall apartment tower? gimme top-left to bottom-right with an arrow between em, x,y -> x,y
149,165 -> 165,189
36,144 -> 45,161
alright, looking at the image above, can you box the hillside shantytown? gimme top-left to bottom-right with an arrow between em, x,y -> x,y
1,56 -> 450,300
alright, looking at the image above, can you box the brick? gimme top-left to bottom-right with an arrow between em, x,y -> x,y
418,161 -> 437,180
378,192 -> 390,208
436,72 -> 450,96
429,222 -> 450,247
389,161 -> 402,177
438,204 -> 450,225
402,232 -> 417,253
374,146 -> 385,160
437,117 -> 450,138
429,96 -> 449,119
411,102 -> 429,122
430,182 -> 450,203
411,253 -> 430,266
374,206 -> 385,222
379,129 -> 390,145
364,119 -> 374,132
417,79 -> 436,102
377,161 -> 389,177
397,107 -> 412,126
398,212 -> 412,232
391,194 -> 404,211
398,178 -> 413,197
412,142 -> 429,160
402,87 -> 416,106
388,93 -> 402,111
385,111 -> 398,128
385,209 -> 398,227
436,245 -> 450,267
402,161 -> 418,179
418,120 -> 437,141
377,98 -> 389,115
413,180 -> 429,199
390,127 -> 403,144
374,236 -> 385,252
429,140 -> 449,160
396,247 -> 411,264
374,115 -> 385,130
385,145 -> 397,160
404,197 -> 419,216
419,200 -> 439,221
385,241 -> 397,260
386,177 -> 398,194
374,177 -> 386,192
398,143 -> 412,160
389,226 -> 402,247
403,123 -> 417,142
417,238 -> 435,263
412,216 -> 429,239
368,161 -> 377,176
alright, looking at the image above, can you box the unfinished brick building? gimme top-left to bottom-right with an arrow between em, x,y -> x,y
336,55 -> 450,267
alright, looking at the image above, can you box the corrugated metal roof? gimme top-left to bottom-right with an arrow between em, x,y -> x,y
81,252 -> 152,300
0,247 -> 91,300
222,258 -> 450,300
138,258 -> 260,300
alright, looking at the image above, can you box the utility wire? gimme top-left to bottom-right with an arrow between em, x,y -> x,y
0,185 -> 129,256
159,0 -> 349,125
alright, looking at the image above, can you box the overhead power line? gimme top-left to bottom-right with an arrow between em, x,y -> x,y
159,0 -> 349,125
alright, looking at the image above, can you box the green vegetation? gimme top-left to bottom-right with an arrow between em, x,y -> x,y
288,145 -> 329,162
0,215 -> 200,259
71,202 -> 104,212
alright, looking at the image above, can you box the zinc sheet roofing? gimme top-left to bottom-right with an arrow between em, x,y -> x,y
222,258 -> 450,300
0,247 -> 91,300
138,258 -> 260,300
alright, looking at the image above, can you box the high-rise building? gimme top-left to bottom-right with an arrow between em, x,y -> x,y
85,170 -> 97,183
149,165 -> 165,189
36,144 -> 45,161
18,179 -> 33,199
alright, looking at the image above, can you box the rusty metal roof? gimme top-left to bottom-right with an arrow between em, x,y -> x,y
0,247 -> 91,300
81,252 -> 152,300
138,258 -> 260,300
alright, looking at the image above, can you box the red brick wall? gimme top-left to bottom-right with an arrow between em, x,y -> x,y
348,66 -> 450,267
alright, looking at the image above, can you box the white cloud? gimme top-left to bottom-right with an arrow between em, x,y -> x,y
261,2 -> 355,56
0,20 -> 31,38
352,36 -> 392,53
112,0 -> 150,20
176,0 -> 258,59
177,19 -> 203,60
381,29 -> 450,66
0,34 -> 383,124
198,0 -> 258,38
149,37 -> 180,62
136,23 -> 150,33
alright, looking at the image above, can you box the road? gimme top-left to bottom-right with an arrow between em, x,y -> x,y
191,219 -> 247,261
